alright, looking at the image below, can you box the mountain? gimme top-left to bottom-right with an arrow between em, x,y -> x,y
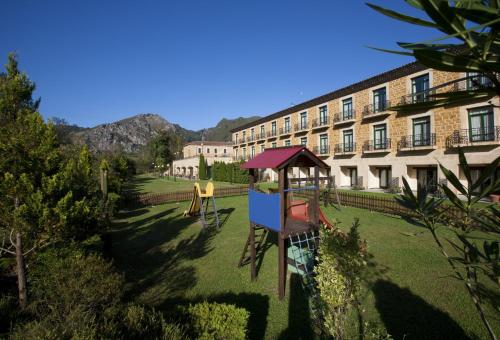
61,113 -> 260,153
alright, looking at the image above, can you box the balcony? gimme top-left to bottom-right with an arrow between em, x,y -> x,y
447,126 -> 500,148
333,111 -> 356,126
451,75 -> 495,92
398,133 -> 436,151
267,130 -> 278,139
362,101 -> 392,119
246,135 -> 256,143
294,122 -> 309,133
311,117 -> 330,130
334,143 -> 356,155
313,145 -> 331,156
399,89 -> 437,106
280,126 -> 293,136
362,139 -> 391,153
256,132 -> 266,141
238,138 -> 246,144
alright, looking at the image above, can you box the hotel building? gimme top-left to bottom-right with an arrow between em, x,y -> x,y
231,62 -> 499,193
172,141 -> 233,178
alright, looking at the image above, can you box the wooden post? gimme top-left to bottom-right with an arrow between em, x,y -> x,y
249,168 -> 257,280
278,167 -> 288,300
312,166 -> 320,226
16,233 -> 27,309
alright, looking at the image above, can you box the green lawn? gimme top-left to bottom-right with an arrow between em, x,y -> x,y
124,174 -> 242,194
111,192 -> 499,339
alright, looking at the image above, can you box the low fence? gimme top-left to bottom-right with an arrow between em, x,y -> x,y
125,185 -> 249,207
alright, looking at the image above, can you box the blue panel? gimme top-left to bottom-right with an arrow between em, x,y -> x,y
248,189 -> 281,232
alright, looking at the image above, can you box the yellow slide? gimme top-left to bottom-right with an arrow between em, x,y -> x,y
183,182 -> 215,216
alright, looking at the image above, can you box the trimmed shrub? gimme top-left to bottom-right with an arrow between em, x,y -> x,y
124,305 -> 185,340
186,301 -> 249,340
199,155 -> 206,180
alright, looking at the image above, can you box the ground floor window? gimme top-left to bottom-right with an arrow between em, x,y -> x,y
377,167 -> 390,189
470,167 -> 500,194
416,167 -> 437,193
348,167 -> 358,187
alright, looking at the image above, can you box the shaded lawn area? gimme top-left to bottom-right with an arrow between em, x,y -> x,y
111,195 -> 499,339
124,174 -> 241,194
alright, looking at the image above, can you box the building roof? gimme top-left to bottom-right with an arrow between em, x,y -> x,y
230,60 -> 427,133
185,141 -> 233,146
242,146 -> 329,170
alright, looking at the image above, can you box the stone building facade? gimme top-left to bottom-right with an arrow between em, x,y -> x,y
230,62 -> 499,193
172,141 -> 233,178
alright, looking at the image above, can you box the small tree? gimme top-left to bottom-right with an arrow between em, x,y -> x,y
219,162 -> 227,183
198,154 -> 206,180
397,148 -> 499,339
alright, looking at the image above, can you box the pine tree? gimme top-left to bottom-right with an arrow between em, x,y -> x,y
198,154 -> 206,180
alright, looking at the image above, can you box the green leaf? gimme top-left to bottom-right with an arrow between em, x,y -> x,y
365,45 -> 414,56
439,162 -> 467,195
453,6 -> 500,26
440,183 -> 466,210
470,155 -> 500,191
414,49 -> 485,72
457,148 -> 472,191
420,0 -> 469,38
367,3 -> 440,28
397,42 -> 458,50
405,0 -> 424,10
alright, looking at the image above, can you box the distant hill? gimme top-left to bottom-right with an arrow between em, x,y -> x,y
57,113 -> 260,153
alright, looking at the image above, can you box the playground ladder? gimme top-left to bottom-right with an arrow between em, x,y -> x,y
288,231 -> 324,325
199,196 -> 220,229
238,226 -> 268,267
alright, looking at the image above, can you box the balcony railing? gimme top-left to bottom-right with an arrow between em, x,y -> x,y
398,133 -> 436,150
256,132 -> 266,140
267,130 -> 278,138
362,100 -> 391,118
333,110 -> 356,124
247,135 -> 256,143
334,143 -> 356,154
312,117 -> 330,129
313,145 -> 331,155
447,126 -> 500,147
294,122 -> 309,132
399,89 -> 436,105
363,138 -> 391,152
238,138 -> 246,144
452,75 -> 495,92
280,126 -> 292,135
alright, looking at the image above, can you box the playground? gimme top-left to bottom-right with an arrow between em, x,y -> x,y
124,174 -> 239,194
111,147 -> 499,339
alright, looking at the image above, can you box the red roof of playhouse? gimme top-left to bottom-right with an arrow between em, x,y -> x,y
241,146 -> 329,170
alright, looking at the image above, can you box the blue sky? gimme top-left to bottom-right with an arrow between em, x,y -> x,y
1,1 -> 434,130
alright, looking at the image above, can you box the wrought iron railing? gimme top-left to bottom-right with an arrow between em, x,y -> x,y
313,145 -> 330,155
238,138 -> 246,144
247,135 -> 255,143
334,143 -> 356,154
280,126 -> 292,135
399,89 -> 436,105
452,75 -> 495,91
294,122 -> 309,132
333,110 -> 356,124
398,133 -> 436,149
267,130 -> 278,138
312,117 -> 330,128
447,126 -> 500,146
363,138 -> 391,152
256,133 -> 266,140
363,100 -> 391,117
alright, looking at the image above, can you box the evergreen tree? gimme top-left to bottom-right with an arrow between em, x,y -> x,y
198,154 -> 206,180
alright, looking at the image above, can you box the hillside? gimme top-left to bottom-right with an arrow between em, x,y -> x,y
60,113 -> 260,153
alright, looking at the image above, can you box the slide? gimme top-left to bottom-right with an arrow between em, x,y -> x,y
183,184 -> 201,216
288,200 -> 334,229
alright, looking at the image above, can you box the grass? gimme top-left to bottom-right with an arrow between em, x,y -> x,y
111,180 -> 499,339
124,174 -> 242,194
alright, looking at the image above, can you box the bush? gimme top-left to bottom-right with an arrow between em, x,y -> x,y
185,301 -> 249,340
316,219 -> 366,338
124,305 -> 185,340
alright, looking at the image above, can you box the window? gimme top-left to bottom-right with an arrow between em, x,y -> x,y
235,149 -> 239,158
319,134 -> 328,154
300,112 -> 307,129
250,128 -> 255,139
411,74 -> 429,103
284,117 -> 291,133
300,137 -> 307,146
198,148 -> 202,154
467,72 -> 492,90
260,125 -> 265,136
243,148 -> 247,158
412,116 -> 431,146
260,145 -> 265,153
417,167 -> 437,193
214,148 -> 217,154
285,140 -> 291,147
378,167 -> 390,189
319,105 -> 328,125
342,98 -> 353,120
469,106 -> 494,141
373,124 -> 387,149
471,167 -> 500,194
272,142 -> 277,148
373,87 -> 387,112
235,133 -> 238,142
348,168 -> 358,187
271,121 -> 277,135
206,148 -> 210,154
243,131 -> 246,139
224,149 -> 227,154
251,146 -> 255,158
343,129 -> 354,152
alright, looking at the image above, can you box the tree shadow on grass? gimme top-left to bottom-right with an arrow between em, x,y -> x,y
373,280 -> 470,340
111,206 -> 217,303
278,273 -> 315,340
160,292 -> 270,340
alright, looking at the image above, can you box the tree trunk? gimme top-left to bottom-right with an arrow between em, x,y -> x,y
16,233 -> 27,309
